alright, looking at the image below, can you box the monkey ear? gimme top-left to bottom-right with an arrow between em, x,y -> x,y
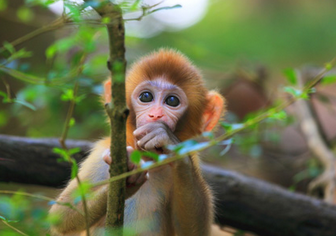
104,80 -> 112,104
202,91 -> 225,132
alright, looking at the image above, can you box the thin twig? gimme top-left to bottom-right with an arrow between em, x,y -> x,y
1,220 -> 29,236
1,78 -> 11,100
75,175 -> 91,235
58,81 -> 91,236
0,16 -> 67,54
59,82 -> 79,149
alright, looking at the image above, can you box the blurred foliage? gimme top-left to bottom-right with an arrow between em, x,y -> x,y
143,0 -> 336,71
0,192 -> 55,235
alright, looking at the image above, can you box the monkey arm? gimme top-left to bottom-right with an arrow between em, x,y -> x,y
49,139 -> 110,234
171,156 -> 213,236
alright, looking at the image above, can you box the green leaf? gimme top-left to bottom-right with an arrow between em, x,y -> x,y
14,100 -> 36,111
61,89 -> 74,101
75,94 -> 86,103
322,75 -> 336,85
45,44 -> 57,59
268,110 -> 287,121
283,86 -> 302,98
53,147 -> 68,161
220,122 -> 233,131
65,3 -> 81,22
69,147 -> 81,155
3,41 -> 14,54
17,6 -> 34,22
53,147 -> 66,155
0,0 -> 7,11
5,48 -> 33,62
150,4 -> 182,14
46,38 -> 76,59
130,0 -> 142,11
283,68 -> 297,85
0,66 -> 44,84
0,91 -> 7,99
25,0 -> 57,7
101,17 -> 111,24
325,62 -> 333,71
79,181 -> 91,195
45,0 -> 57,6
15,48 -> 33,59
142,151 -> 159,162
69,117 -> 76,127
130,150 -> 141,164
71,161 -> 78,179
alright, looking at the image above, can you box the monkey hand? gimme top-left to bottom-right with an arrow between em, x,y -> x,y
102,146 -> 147,198
134,122 -> 180,155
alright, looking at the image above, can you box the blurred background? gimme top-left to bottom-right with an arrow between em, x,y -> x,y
1,0 -> 336,195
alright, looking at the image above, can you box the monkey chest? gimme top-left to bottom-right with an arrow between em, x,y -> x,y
124,171 -> 174,236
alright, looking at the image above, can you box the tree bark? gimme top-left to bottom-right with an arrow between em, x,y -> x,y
83,0 -> 128,231
1,135 -> 336,236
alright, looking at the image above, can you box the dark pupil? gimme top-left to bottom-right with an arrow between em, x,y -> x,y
166,96 -> 180,107
139,92 -> 153,102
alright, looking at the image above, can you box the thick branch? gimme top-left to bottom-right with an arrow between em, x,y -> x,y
1,135 -> 336,236
83,0 -> 127,231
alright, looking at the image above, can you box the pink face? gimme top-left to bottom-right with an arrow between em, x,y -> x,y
131,79 -> 188,131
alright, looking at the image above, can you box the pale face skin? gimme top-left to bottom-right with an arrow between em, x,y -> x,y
131,79 -> 188,154
131,79 -> 188,132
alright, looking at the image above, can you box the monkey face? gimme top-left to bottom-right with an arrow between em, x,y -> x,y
131,78 -> 189,132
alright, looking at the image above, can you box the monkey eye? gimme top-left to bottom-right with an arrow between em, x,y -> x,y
139,92 -> 153,103
165,96 -> 180,107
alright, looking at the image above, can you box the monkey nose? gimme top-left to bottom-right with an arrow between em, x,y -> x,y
148,114 -> 164,120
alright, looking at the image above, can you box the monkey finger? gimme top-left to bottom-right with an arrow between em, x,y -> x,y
126,146 -> 135,170
133,124 -> 156,140
126,170 -> 144,185
127,160 -> 147,185
135,171 -> 148,185
127,146 -> 134,155
136,132 -> 156,150
126,174 -> 138,185
102,149 -> 112,165
144,137 -> 165,152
